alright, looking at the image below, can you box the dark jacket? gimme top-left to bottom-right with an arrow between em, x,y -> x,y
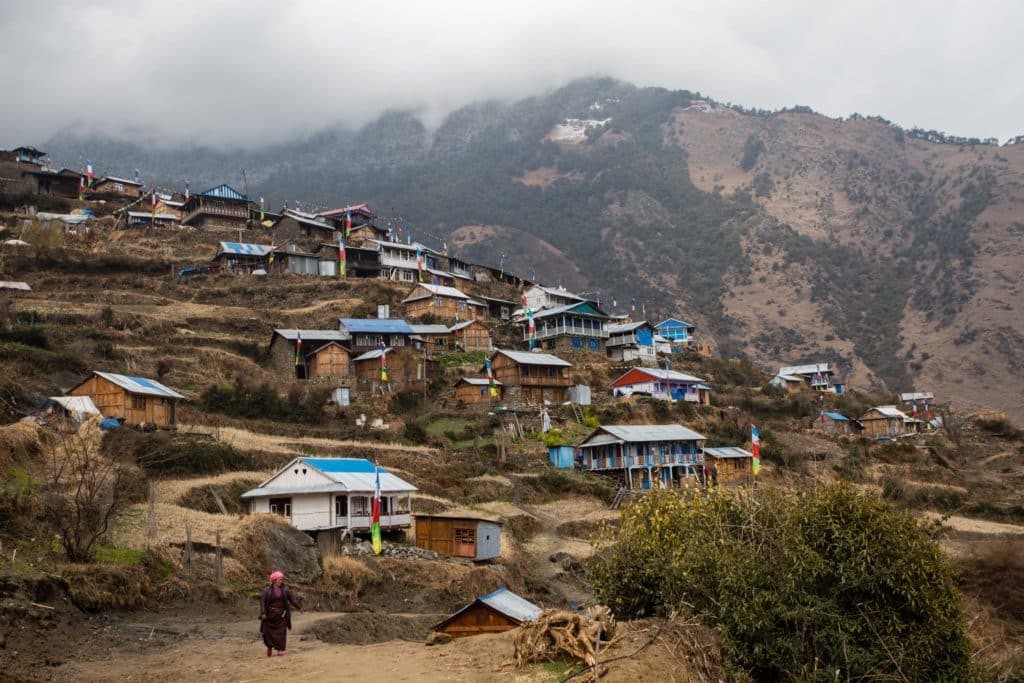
260,584 -> 302,630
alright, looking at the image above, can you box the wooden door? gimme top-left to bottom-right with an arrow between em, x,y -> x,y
453,526 -> 476,558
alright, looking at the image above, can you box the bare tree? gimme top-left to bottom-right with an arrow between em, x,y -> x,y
40,423 -> 142,563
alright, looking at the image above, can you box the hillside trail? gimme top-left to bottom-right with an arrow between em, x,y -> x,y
519,499 -> 607,607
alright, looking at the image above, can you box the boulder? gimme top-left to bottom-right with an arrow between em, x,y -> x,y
425,631 -> 452,646
236,516 -> 322,584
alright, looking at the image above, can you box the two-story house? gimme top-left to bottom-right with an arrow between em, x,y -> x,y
577,424 -> 706,489
518,301 -> 611,353
606,321 -> 658,364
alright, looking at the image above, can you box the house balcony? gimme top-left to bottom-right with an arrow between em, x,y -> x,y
506,374 -> 571,387
336,513 -> 411,529
584,453 -> 703,470
524,322 -> 609,342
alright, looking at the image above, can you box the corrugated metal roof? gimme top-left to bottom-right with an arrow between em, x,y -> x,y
656,318 -> 694,329
449,320 -> 482,332
274,329 -> 350,342
410,324 -> 451,335
823,412 -> 849,421
370,239 -> 437,254
865,405 -> 908,419
318,203 -> 376,219
200,183 -> 247,200
612,367 -> 705,384
352,347 -> 392,361
402,283 -> 472,302
49,395 -> 101,418
607,321 -> 652,334
522,301 -> 610,321
244,457 -> 416,497
493,349 -> 572,367
459,377 -> 503,386
338,318 -> 415,334
704,446 -> 753,459
778,363 -> 831,376
127,211 -> 179,220
92,372 -> 186,399
98,175 -> 142,186
900,392 -> 934,401
280,210 -> 331,229
534,285 -> 585,301
581,424 -> 706,446
772,374 -> 803,382
0,281 -> 31,291
218,241 -> 273,256
479,588 -> 541,622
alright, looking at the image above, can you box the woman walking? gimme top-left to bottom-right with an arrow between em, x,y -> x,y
260,571 -> 302,657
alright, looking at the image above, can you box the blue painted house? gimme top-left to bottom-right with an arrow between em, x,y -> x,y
517,301 -> 611,352
606,321 -> 657,364
576,424 -> 706,489
655,318 -> 696,348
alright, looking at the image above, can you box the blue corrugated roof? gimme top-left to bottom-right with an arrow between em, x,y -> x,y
824,412 -> 849,421
479,588 -> 542,622
219,241 -> 273,256
339,318 -> 415,334
300,457 -> 384,474
93,371 -> 186,399
200,183 -> 247,200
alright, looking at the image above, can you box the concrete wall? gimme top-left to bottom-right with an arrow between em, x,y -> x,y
475,521 -> 502,561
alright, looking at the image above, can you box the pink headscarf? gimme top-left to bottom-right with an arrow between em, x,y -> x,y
269,571 -> 284,583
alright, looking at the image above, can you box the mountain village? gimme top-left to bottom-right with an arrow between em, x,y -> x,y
1,140 -> 1020,682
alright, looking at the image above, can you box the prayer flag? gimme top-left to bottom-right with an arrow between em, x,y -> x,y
751,426 -> 762,475
911,400 -> 918,418
259,195 -> 265,222
338,237 -> 346,277
486,358 -> 497,398
416,246 -> 424,282
346,209 -> 352,238
78,175 -> 85,201
380,343 -> 388,382
371,466 -> 382,555
86,160 -> 93,187
295,332 -> 302,366
184,181 -> 190,200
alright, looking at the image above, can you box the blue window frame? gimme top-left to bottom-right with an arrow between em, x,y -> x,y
571,337 -> 583,348
588,338 -> 600,350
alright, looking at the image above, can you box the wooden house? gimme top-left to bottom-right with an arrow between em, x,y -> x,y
373,240 -> 441,284
414,514 -> 502,561
306,342 -> 351,380
351,346 -> 439,390
273,209 -> 336,243
433,587 -> 541,639
520,301 -> 611,352
21,168 -> 83,198
577,424 -> 705,489
317,204 -> 381,244
454,377 -> 503,405
489,349 -> 572,404
655,318 -> 696,348
66,371 -> 185,429
180,183 -> 251,229
241,457 -> 415,535
702,447 -> 754,484
92,175 -> 142,198
449,319 -> 491,351
270,244 -> 322,276
812,412 -> 859,435
268,329 -> 351,380
523,284 -> 591,312
609,367 -> 711,404
126,211 -> 178,228
769,363 -> 841,393
3,146 -> 47,165
153,196 -> 185,220
606,321 -> 657,364
860,406 -> 914,439
410,324 -> 453,352
338,318 -> 415,354
314,242 -> 383,278
402,283 -> 486,322
211,241 -> 273,273
479,296 -> 515,321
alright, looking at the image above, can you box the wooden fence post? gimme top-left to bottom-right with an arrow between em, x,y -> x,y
184,520 -> 193,578
146,481 -> 157,544
214,528 -> 223,585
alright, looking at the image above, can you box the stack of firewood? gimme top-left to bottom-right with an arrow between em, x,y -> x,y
511,605 -> 617,669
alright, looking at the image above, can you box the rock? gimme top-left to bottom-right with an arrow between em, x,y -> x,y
236,517 -> 323,584
425,631 -> 452,646
548,551 -> 581,572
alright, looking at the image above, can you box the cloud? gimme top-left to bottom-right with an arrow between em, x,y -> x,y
1,0 -> 1021,147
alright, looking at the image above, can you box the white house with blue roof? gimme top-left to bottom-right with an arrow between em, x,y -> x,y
577,424 -> 706,489
241,457 -> 417,534
338,318 -> 415,353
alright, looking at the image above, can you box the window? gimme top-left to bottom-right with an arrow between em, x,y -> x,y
395,496 -> 409,513
335,496 -> 348,516
454,527 -> 476,545
132,395 -> 145,410
392,335 -> 405,347
401,270 -> 414,282
548,367 -> 558,377
571,336 -> 583,348
351,496 -> 370,515
588,338 -> 600,350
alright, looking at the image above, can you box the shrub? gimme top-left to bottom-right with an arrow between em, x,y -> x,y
588,484 -> 976,681
976,417 -> 1020,439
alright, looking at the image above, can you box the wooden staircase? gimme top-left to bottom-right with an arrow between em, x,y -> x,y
609,486 -> 630,509
570,402 -> 585,424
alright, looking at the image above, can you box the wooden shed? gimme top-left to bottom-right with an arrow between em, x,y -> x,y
449,319 -> 491,351
454,377 -> 503,405
66,371 -> 186,429
812,412 -> 859,435
702,446 -> 754,485
489,349 -> 572,404
402,283 -> 487,322
433,587 -> 540,639
307,342 -> 351,379
414,514 -> 502,561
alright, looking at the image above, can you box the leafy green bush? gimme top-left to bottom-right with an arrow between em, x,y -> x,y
588,484 -> 976,681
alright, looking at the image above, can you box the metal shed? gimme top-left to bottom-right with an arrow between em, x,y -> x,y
548,445 -> 576,469
414,514 -> 502,561
433,587 -> 541,638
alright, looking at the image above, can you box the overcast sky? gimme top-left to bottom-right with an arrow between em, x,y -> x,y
1,0 -> 1021,148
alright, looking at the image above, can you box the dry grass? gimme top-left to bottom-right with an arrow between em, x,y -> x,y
184,424 -> 436,456
112,501 -> 248,551
0,420 -> 44,465
153,470 -> 272,504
